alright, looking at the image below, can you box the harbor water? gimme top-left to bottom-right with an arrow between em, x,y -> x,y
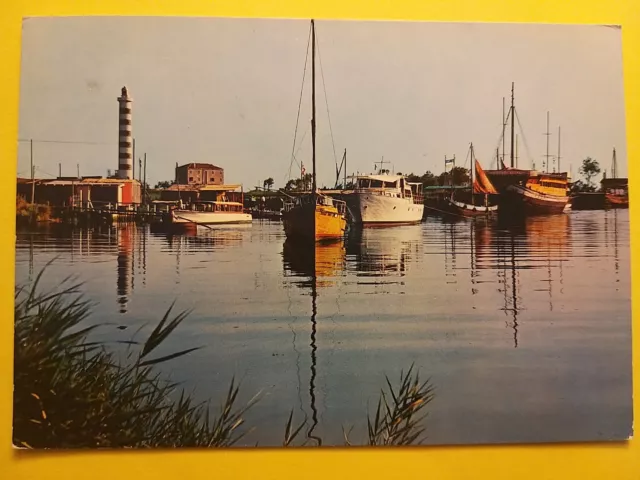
14,209 -> 632,446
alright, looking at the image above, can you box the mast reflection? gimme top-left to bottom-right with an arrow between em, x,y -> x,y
282,238 -> 347,446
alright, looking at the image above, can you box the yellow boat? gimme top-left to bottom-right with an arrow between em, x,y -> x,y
282,19 -> 347,242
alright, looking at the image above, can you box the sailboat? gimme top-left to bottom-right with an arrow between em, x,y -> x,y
282,20 -> 348,242
602,148 -> 629,208
485,84 -> 570,215
445,143 -> 499,216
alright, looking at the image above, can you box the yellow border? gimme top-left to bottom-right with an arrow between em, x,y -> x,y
1,1 -> 638,478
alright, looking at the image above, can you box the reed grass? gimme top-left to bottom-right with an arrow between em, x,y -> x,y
13,266 -> 258,448
13,265 -> 434,448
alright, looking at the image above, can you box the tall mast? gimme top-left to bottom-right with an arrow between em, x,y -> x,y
311,19 -> 317,195
516,134 -> 519,168
510,82 -> 515,168
502,97 -> 506,165
344,148 -> 347,188
557,126 -> 561,173
612,147 -> 617,178
470,143 -> 475,187
545,111 -> 551,173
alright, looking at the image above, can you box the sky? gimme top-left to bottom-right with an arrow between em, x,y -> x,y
17,17 -> 627,189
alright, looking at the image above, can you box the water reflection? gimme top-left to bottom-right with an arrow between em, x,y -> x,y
346,225 -> 422,277
281,239 -> 348,445
116,225 -> 134,313
14,211 -> 631,446
283,239 -> 346,288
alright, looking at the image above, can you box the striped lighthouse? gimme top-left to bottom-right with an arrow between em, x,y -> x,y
116,86 -> 133,179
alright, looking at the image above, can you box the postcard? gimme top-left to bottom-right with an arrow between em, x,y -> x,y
13,17 -> 631,448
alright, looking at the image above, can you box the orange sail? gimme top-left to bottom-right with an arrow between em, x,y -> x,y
473,159 -> 498,194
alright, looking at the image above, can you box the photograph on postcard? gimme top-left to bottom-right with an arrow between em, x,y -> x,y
13,17 -> 632,448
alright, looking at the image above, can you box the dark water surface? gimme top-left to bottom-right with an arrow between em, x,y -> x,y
15,210 -> 632,446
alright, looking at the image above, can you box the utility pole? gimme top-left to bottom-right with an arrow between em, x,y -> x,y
30,139 -> 35,205
77,163 -> 80,178
58,163 -> 62,178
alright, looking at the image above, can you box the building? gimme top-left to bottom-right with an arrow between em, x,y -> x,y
159,183 -> 242,204
17,177 -> 142,208
176,163 -> 224,185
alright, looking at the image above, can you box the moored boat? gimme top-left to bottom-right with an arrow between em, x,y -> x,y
170,200 -> 252,225
485,83 -> 570,215
346,170 -> 424,226
602,149 -> 629,208
505,172 -> 570,214
445,143 -> 499,216
282,19 -> 347,242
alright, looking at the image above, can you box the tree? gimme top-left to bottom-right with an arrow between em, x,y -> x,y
438,167 -> 469,186
154,180 -> 173,189
284,179 -> 297,191
579,157 -> 601,188
570,179 -> 595,194
263,177 -> 274,191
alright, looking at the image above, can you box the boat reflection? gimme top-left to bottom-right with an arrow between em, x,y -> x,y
282,239 -> 346,288
154,225 -> 248,253
444,214 -> 571,348
345,225 -> 423,277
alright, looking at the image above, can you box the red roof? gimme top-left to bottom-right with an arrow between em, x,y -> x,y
179,163 -> 223,170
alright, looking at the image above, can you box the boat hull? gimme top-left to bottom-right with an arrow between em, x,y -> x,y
605,193 -> 629,208
346,192 -> 424,226
171,210 -> 253,225
283,203 -> 347,241
505,184 -> 569,214
445,198 -> 498,217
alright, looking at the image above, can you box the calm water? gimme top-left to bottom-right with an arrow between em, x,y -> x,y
15,210 -> 632,446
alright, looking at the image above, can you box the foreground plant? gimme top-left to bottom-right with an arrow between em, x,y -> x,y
13,267 -> 257,448
342,364 -> 435,446
13,266 -> 435,448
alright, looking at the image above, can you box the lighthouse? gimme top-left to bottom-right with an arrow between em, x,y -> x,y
116,86 -> 133,179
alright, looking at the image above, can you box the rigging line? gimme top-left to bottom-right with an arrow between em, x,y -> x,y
287,24 -> 312,181
514,109 -> 534,167
35,166 -> 58,178
18,138 -> 110,145
494,108 -> 512,155
315,29 -> 339,172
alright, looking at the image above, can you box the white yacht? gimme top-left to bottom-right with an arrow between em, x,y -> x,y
346,172 -> 424,226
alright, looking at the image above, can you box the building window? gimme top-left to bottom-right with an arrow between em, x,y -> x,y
189,177 -> 194,182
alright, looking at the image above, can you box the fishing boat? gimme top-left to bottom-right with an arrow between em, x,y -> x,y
445,143 -> 499,216
602,148 -> 629,208
485,83 -> 570,215
282,19 -> 348,242
169,199 -> 252,225
346,162 -> 424,226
